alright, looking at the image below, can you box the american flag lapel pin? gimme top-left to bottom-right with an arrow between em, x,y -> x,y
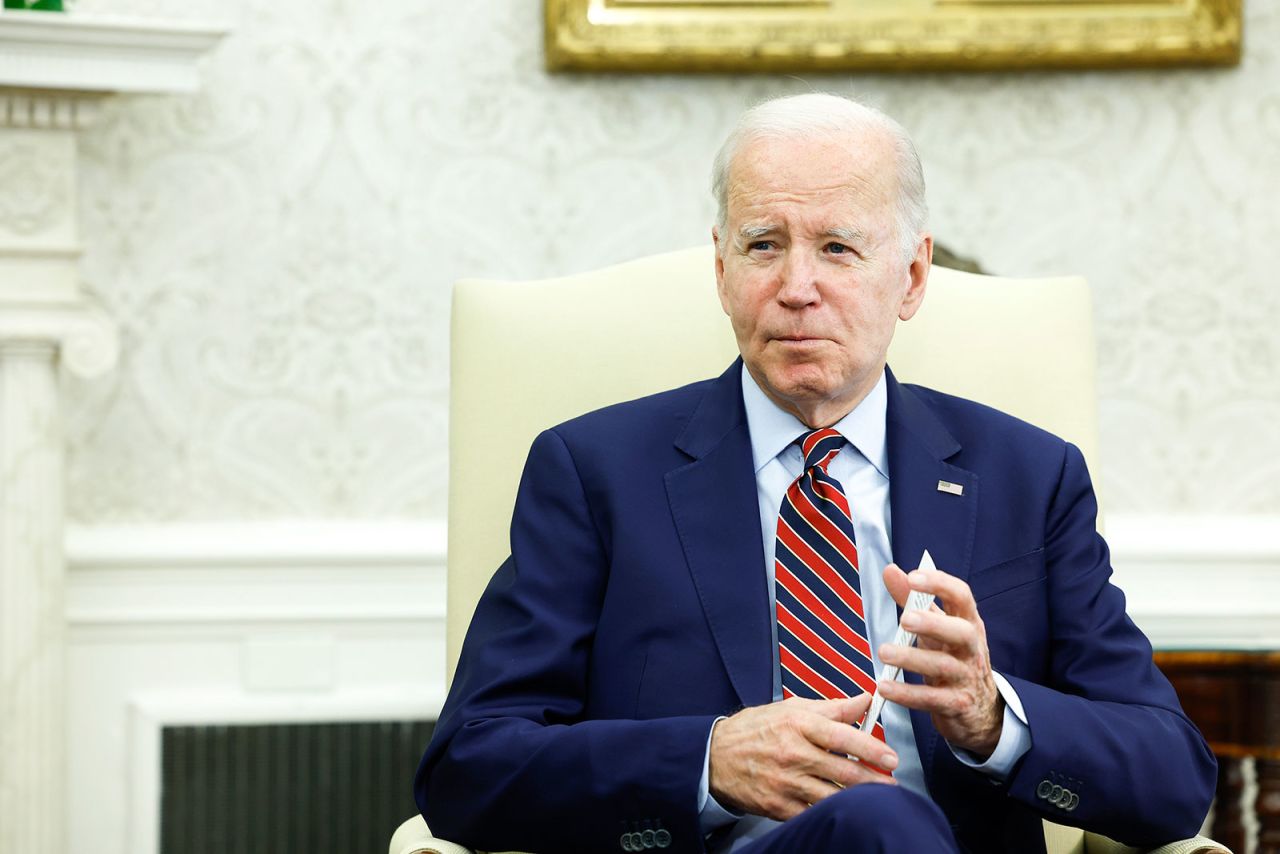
937,480 -> 964,496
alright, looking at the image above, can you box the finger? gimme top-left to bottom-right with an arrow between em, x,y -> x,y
877,678 -> 973,717
807,717 -> 900,771
777,779 -> 842,820
812,752 -> 900,789
883,563 -> 912,609
899,609 -> 979,650
907,568 -> 980,621
802,693 -> 872,724
879,643 -> 967,683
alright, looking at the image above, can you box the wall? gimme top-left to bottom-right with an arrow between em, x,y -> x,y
66,0 -> 1280,522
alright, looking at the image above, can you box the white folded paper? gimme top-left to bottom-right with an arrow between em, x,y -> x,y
860,549 -> 938,737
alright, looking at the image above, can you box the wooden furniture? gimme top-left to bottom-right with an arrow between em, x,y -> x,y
1156,651 -> 1280,853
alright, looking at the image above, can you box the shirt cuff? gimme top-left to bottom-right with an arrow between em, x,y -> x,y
698,717 -> 741,833
947,671 -> 1031,782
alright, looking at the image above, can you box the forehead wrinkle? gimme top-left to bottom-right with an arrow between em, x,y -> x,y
730,184 -> 851,208
727,181 -> 885,230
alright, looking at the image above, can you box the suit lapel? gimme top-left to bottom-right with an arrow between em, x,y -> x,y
886,367 -> 978,583
665,360 -> 774,709
885,367 -> 979,782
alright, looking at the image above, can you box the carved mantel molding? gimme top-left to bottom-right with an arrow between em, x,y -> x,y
0,11 -> 226,853
0,302 -> 117,377
0,91 -> 101,130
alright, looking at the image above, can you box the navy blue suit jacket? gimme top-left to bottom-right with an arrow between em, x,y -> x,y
416,361 -> 1216,854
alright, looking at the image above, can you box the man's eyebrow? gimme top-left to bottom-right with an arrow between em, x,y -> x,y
736,224 -> 776,242
823,226 -> 866,244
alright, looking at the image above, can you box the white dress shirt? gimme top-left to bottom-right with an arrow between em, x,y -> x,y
696,364 -> 1031,850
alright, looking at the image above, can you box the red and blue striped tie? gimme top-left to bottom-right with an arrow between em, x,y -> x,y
776,428 -> 886,742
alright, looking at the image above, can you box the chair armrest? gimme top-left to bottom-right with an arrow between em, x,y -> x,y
1083,832 -> 1233,854
1139,839 -> 1233,854
389,816 -> 475,854
389,815 -> 533,854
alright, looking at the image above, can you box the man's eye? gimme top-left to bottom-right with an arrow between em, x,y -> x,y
825,242 -> 853,255
748,241 -> 775,252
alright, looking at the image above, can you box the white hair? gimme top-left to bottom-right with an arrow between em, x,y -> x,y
711,93 -> 928,262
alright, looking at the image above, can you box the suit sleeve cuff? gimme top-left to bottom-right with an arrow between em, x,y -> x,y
699,717 -> 741,833
947,671 -> 1031,782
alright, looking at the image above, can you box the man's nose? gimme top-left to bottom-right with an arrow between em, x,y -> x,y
776,251 -> 821,307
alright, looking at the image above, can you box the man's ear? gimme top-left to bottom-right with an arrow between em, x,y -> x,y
713,227 -> 731,314
898,234 -> 932,322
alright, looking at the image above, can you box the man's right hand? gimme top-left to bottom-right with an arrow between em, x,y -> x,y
707,694 -> 899,820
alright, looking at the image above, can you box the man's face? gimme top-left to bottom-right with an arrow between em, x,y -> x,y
714,131 -> 931,427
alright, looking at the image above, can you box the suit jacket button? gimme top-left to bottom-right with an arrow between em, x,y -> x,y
655,829 -> 672,848
642,829 -> 655,848
1066,792 -> 1080,811
1036,780 -> 1053,799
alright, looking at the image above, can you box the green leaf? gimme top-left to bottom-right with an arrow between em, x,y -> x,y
4,0 -> 65,9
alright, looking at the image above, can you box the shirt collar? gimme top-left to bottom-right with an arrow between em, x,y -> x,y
740,362 -> 889,479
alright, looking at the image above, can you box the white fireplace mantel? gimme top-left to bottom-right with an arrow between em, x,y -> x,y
0,10 -> 226,95
0,11 -> 227,854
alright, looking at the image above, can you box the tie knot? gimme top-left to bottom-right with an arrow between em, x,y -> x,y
799,428 -> 844,472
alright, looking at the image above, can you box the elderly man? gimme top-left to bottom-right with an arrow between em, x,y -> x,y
416,94 -> 1216,854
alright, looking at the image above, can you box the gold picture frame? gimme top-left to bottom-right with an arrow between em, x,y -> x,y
545,0 -> 1242,73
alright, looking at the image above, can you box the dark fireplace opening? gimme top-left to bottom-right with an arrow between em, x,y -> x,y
161,719 -> 435,854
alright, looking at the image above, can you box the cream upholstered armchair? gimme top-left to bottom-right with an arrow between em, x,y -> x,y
393,247 -> 1229,854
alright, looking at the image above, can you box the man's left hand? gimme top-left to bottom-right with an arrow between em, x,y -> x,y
878,563 -> 1003,759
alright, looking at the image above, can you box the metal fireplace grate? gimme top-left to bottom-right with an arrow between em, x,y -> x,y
160,720 -> 435,854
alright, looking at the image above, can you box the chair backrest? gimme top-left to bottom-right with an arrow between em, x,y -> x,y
447,245 -> 1098,681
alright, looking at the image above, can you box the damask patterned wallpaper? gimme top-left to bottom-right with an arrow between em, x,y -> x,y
64,0 -> 1280,521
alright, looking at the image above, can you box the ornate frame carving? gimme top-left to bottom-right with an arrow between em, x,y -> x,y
545,0 -> 1242,73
